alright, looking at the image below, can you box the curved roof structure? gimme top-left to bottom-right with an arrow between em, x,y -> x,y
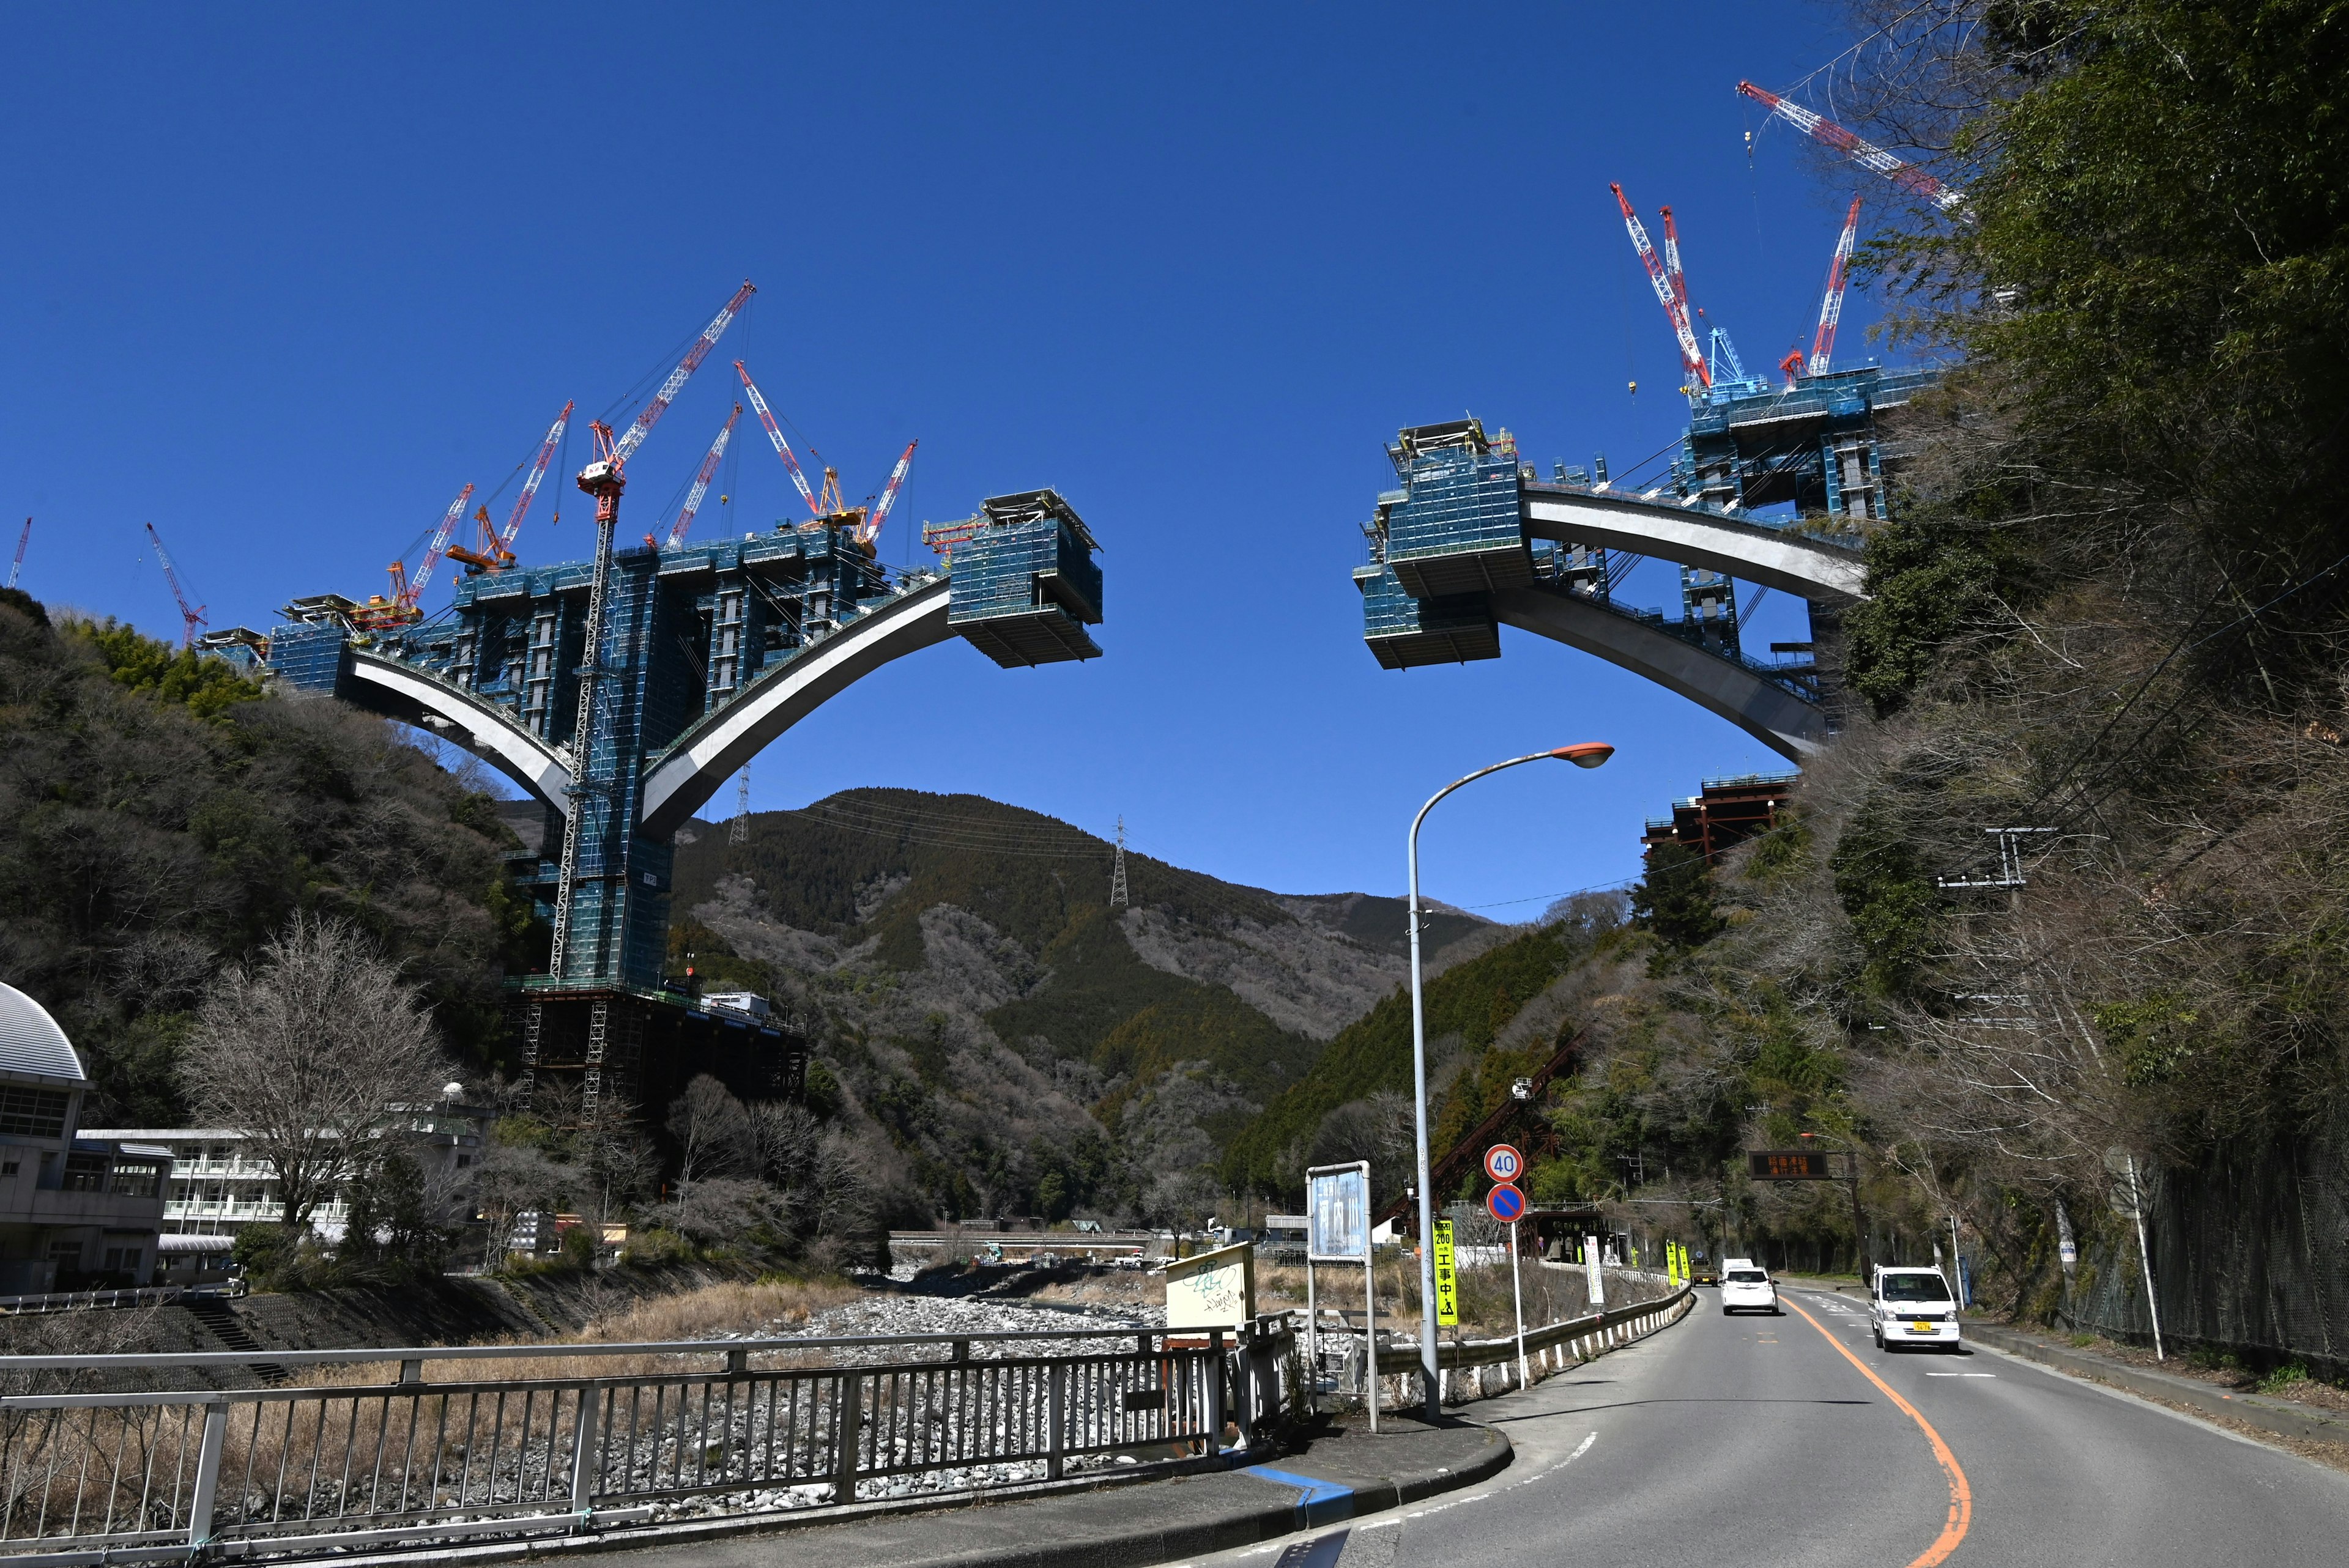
0,981 -> 86,1084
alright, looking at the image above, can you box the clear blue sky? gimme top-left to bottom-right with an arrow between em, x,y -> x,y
4,4 -> 1895,914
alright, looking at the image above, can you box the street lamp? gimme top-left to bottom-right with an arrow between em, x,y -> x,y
1406,742 -> 1614,1419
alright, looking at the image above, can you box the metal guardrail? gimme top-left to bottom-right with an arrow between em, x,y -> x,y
0,1288 -> 191,1318
0,1326 -> 1245,1564
1375,1283 -> 1696,1377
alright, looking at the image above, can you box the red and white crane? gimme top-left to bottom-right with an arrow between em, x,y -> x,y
398,483 -> 477,613
859,440 -> 918,549
1613,183 -> 1710,390
664,404 -> 742,549
610,281 -> 755,471
143,522 -> 206,648
735,360 -> 823,519
7,519 -> 28,590
1809,194 -> 1864,376
451,399 -> 573,572
1737,82 -> 1964,212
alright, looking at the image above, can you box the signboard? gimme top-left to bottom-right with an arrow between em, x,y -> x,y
1748,1150 -> 1833,1180
1307,1163 -> 1370,1261
1583,1231 -> 1604,1306
1483,1144 -> 1524,1183
1432,1220 -> 1460,1326
1486,1182 -> 1526,1223
1164,1241 -> 1255,1333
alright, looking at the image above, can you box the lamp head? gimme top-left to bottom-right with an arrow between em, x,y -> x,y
1551,742 -> 1616,770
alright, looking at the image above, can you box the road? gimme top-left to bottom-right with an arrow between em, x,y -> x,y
1205,1286 -> 2349,1568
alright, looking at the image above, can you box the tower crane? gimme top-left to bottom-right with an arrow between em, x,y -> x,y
1613,183 -> 1709,390
7,519 -> 27,590
1737,82 -> 1964,212
451,399 -> 573,572
1809,195 -> 1864,376
664,404 -> 741,549
735,360 -> 823,519
143,523 -> 206,648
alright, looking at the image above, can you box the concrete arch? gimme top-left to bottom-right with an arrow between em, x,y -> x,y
347,650 -> 574,815
1520,483 -> 1869,602
1488,585 -> 1828,761
637,577 -> 956,838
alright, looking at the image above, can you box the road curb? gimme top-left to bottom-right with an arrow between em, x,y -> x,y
1965,1324 -> 2349,1449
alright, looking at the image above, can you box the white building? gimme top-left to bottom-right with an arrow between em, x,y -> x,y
85,1090 -> 491,1243
0,982 -> 169,1292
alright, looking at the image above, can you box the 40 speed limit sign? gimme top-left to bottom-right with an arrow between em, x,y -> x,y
1483,1143 -> 1524,1183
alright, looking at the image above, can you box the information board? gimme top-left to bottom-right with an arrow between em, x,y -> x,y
1747,1150 -> 1834,1180
1432,1219 -> 1460,1326
1307,1163 -> 1370,1261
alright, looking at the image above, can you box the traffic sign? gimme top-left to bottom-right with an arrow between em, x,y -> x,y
1486,1182 -> 1527,1223
1748,1150 -> 1833,1180
1483,1144 -> 1524,1183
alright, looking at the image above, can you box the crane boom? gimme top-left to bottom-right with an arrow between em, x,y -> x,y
1810,194 -> 1864,375
403,483 -> 476,607
502,399 -> 572,552
859,440 -> 918,547
1737,82 -> 1963,212
666,405 -> 741,549
611,280 -> 755,467
735,360 -> 823,516
143,522 -> 206,648
7,519 -> 27,590
1612,183 -> 1709,388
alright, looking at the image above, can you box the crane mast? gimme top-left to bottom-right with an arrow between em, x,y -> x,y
143,522 -> 206,648
1613,183 -> 1709,389
665,404 -> 741,549
1737,82 -> 1964,212
1810,195 -> 1864,375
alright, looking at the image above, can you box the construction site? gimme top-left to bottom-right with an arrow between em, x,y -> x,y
1354,83 -> 1946,766
185,281 -> 1106,1126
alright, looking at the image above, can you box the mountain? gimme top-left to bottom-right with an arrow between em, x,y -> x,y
665,789 -> 1491,1226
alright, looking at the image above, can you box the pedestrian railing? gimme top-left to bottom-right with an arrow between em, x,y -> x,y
0,1325 -> 1250,1564
0,1288 -> 192,1319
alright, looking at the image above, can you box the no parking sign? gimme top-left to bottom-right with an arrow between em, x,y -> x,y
1486,1182 -> 1527,1224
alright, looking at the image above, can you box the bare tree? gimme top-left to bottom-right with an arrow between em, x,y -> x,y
666,1075 -> 755,1185
180,914 -> 447,1232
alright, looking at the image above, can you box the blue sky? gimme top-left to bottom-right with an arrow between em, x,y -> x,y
3,4 -> 1899,914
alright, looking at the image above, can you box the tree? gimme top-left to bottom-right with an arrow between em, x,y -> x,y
180,914 -> 447,1232
666,1074 -> 757,1185
1630,845 -> 1726,949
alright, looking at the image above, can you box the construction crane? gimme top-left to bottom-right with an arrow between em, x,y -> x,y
7,519 -> 27,590
664,404 -> 741,549
451,399 -> 573,572
1809,195 -> 1864,376
735,360 -> 823,519
143,523 -> 206,648
1737,82 -> 1964,212
355,483 -> 473,631
1613,183 -> 1709,390
861,440 -> 917,549
611,281 -> 755,470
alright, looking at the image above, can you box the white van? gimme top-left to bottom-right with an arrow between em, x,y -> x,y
1871,1265 -> 1961,1350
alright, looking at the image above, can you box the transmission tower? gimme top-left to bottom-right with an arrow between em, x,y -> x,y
730,766 -> 751,845
1110,816 -> 1129,908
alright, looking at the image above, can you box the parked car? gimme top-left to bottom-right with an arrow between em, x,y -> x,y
1871,1265 -> 1962,1350
1721,1263 -> 1779,1315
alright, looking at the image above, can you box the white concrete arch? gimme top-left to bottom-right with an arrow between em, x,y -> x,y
1519,484 -> 1869,603
637,577 -> 956,840
1489,585 -> 1829,762
347,650 -> 573,816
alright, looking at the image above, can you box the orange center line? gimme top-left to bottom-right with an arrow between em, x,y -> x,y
1785,1297 -> 1973,1567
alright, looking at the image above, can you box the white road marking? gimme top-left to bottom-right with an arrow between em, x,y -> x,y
1926,1372 -> 1997,1378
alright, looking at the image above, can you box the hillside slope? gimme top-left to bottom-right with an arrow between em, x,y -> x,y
667,789 -> 1488,1225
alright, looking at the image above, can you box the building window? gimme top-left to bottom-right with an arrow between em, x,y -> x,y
110,1162 -> 162,1199
0,1087 -> 69,1139
62,1153 -> 109,1193
1,1160 -> 18,1177
46,1240 -> 80,1264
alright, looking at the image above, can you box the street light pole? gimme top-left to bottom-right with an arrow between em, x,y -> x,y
1407,742 -> 1613,1421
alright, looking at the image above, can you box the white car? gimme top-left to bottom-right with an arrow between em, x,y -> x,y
1720,1263 -> 1779,1315
1871,1265 -> 1962,1350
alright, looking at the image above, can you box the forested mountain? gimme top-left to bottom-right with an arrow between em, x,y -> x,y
0,591 -> 524,1124
666,790 -> 1491,1227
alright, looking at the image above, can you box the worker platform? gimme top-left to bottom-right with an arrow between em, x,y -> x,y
261,492 -> 1102,1115
1357,366 -> 1934,762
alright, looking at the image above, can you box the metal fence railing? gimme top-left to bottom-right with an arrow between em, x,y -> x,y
0,1326 -> 1249,1565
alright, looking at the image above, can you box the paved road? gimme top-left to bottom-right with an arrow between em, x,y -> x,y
1200,1287 -> 2349,1568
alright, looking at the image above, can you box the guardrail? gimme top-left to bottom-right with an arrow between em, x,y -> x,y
0,1325 -> 1256,1564
1373,1284 -> 1696,1403
0,1287 -> 192,1318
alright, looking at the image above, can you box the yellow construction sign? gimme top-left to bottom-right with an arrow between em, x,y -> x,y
1433,1220 -> 1460,1326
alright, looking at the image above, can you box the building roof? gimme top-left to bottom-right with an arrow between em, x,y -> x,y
0,982 -> 86,1085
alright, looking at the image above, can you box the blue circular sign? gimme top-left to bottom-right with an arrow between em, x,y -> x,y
1486,1182 -> 1527,1224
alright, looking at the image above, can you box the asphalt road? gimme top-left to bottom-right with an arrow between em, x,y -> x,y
1198,1286 -> 2349,1568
